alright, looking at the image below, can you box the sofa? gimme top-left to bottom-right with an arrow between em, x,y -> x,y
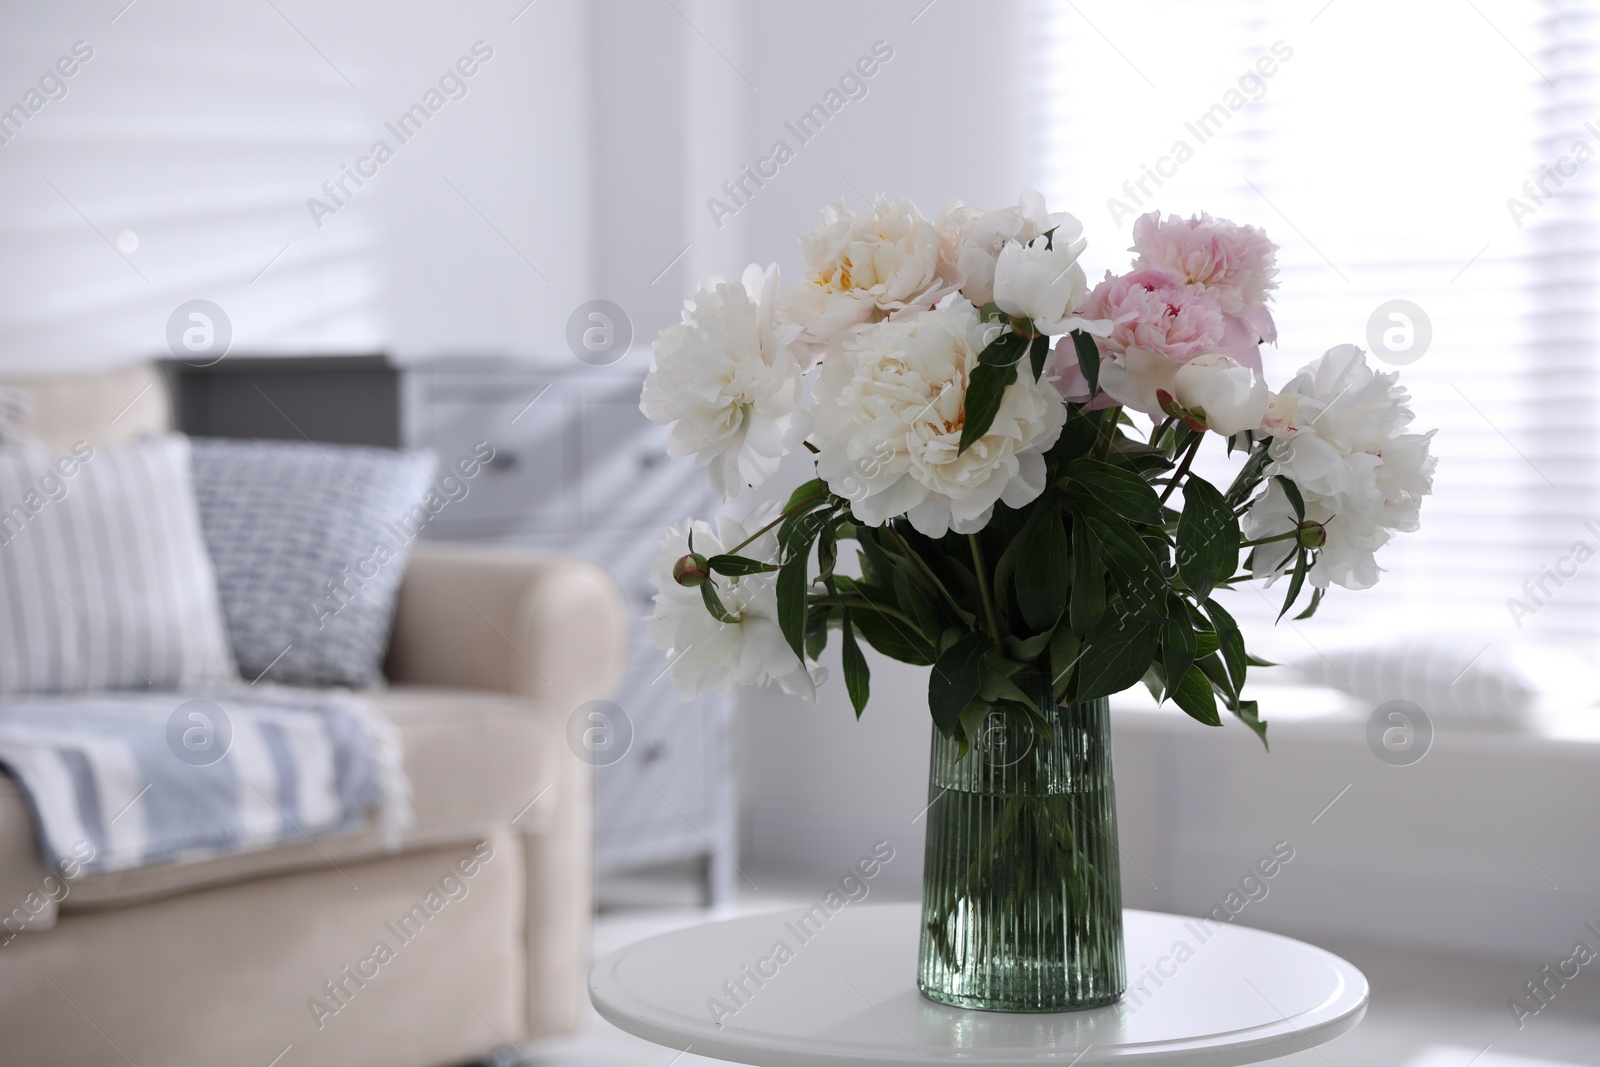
0,365 -> 629,1067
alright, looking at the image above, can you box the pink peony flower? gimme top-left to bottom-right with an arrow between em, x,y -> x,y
1052,266 -> 1263,409
1130,211 -> 1279,346
1080,267 -> 1226,362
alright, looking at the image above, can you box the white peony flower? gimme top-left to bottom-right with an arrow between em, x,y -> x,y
1244,344 -> 1436,590
1171,353 -> 1269,436
646,504 -> 824,701
779,196 -> 947,348
1260,389 -> 1299,435
810,299 -> 1066,538
937,189 -> 1078,307
991,226 -> 1106,336
641,264 -> 806,502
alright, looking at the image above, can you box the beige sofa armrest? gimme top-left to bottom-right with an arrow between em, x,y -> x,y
386,543 -> 631,714
386,543 -> 628,1039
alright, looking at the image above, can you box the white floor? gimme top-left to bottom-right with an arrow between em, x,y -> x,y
521,889 -> 1600,1067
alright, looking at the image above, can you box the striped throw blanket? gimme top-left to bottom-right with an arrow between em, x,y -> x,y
0,685 -> 409,876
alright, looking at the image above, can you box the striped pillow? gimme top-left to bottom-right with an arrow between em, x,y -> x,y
0,435 -> 238,695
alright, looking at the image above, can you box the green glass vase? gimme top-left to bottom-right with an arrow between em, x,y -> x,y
917,697 -> 1126,1012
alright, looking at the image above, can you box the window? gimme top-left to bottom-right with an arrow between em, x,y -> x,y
1038,0 -> 1600,657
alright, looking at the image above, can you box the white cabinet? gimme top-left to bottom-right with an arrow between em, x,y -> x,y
402,360 -> 735,902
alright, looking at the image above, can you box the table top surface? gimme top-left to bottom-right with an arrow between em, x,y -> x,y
589,902 -> 1368,1067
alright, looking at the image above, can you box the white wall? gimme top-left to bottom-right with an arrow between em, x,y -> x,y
0,0 -> 593,372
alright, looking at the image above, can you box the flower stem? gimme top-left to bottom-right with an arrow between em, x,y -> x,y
886,526 -> 971,622
968,535 -> 1003,644
1149,416 -> 1176,453
809,596 -> 920,629
1240,530 -> 1299,548
1157,434 -> 1205,507
1094,406 -> 1123,461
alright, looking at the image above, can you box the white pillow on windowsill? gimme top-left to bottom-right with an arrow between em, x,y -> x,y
1289,632 -> 1600,732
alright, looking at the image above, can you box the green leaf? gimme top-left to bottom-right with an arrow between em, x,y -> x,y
1275,475 -> 1306,523
1175,475 -> 1239,600
1278,547 -> 1308,621
784,477 -> 828,513
776,551 -> 811,658
892,524 -> 978,628
1246,652 -> 1278,668
958,360 -> 1018,455
1224,445 -> 1272,509
804,603 -> 832,660
1028,334 -> 1051,381
1071,329 -> 1100,396
956,698 -> 991,758
1074,615 -> 1160,701
1142,662 -> 1166,703
817,524 -> 838,583
1161,607 -> 1197,694
991,672 -> 1038,709
975,649 -> 1026,704
929,632 -> 991,739
1049,626 -> 1082,701
779,504 -> 832,558
1205,597 -> 1247,693
1005,626 -> 1056,662
1051,407 -> 1106,465
851,604 -> 936,666
990,529 -> 1024,631
855,527 -> 897,588
1294,586 -> 1326,621
978,330 -> 1028,368
1069,515 -> 1105,634
700,582 -> 738,624
1170,664 -> 1221,726
1016,497 -> 1069,632
1064,457 -> 1164,526
1073,500 -> 1168,613
891,562 -> 943,637
707,553 -> 777,576
1195,650 -> 1236,703
841,612 -> 870,717
1233,698 -> 1269,749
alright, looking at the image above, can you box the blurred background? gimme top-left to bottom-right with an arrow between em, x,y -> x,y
2,1 -> 1598,1065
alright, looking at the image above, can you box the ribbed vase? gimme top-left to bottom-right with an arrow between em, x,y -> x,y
917,698 -> 1125,1011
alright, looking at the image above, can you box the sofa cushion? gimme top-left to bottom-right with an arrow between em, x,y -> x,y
0,435 -> 238,696
189,438 -> 437,688
1,686 -> 559,912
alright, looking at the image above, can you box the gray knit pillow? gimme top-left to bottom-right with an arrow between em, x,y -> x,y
189,438 -> 437,688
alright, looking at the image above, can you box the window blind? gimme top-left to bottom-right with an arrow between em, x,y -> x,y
1036,0 -> 1600,659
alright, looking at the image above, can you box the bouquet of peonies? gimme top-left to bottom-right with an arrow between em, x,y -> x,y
640,190 -> 1435,749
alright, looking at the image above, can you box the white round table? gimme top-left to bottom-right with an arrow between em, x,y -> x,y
590,902 -> 1367,1067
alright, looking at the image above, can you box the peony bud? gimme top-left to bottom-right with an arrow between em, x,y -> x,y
991,230 -> 1096,336
672,553 -> 712,587
1296,521 -> 1327,549
1171,353 -> 1270,436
